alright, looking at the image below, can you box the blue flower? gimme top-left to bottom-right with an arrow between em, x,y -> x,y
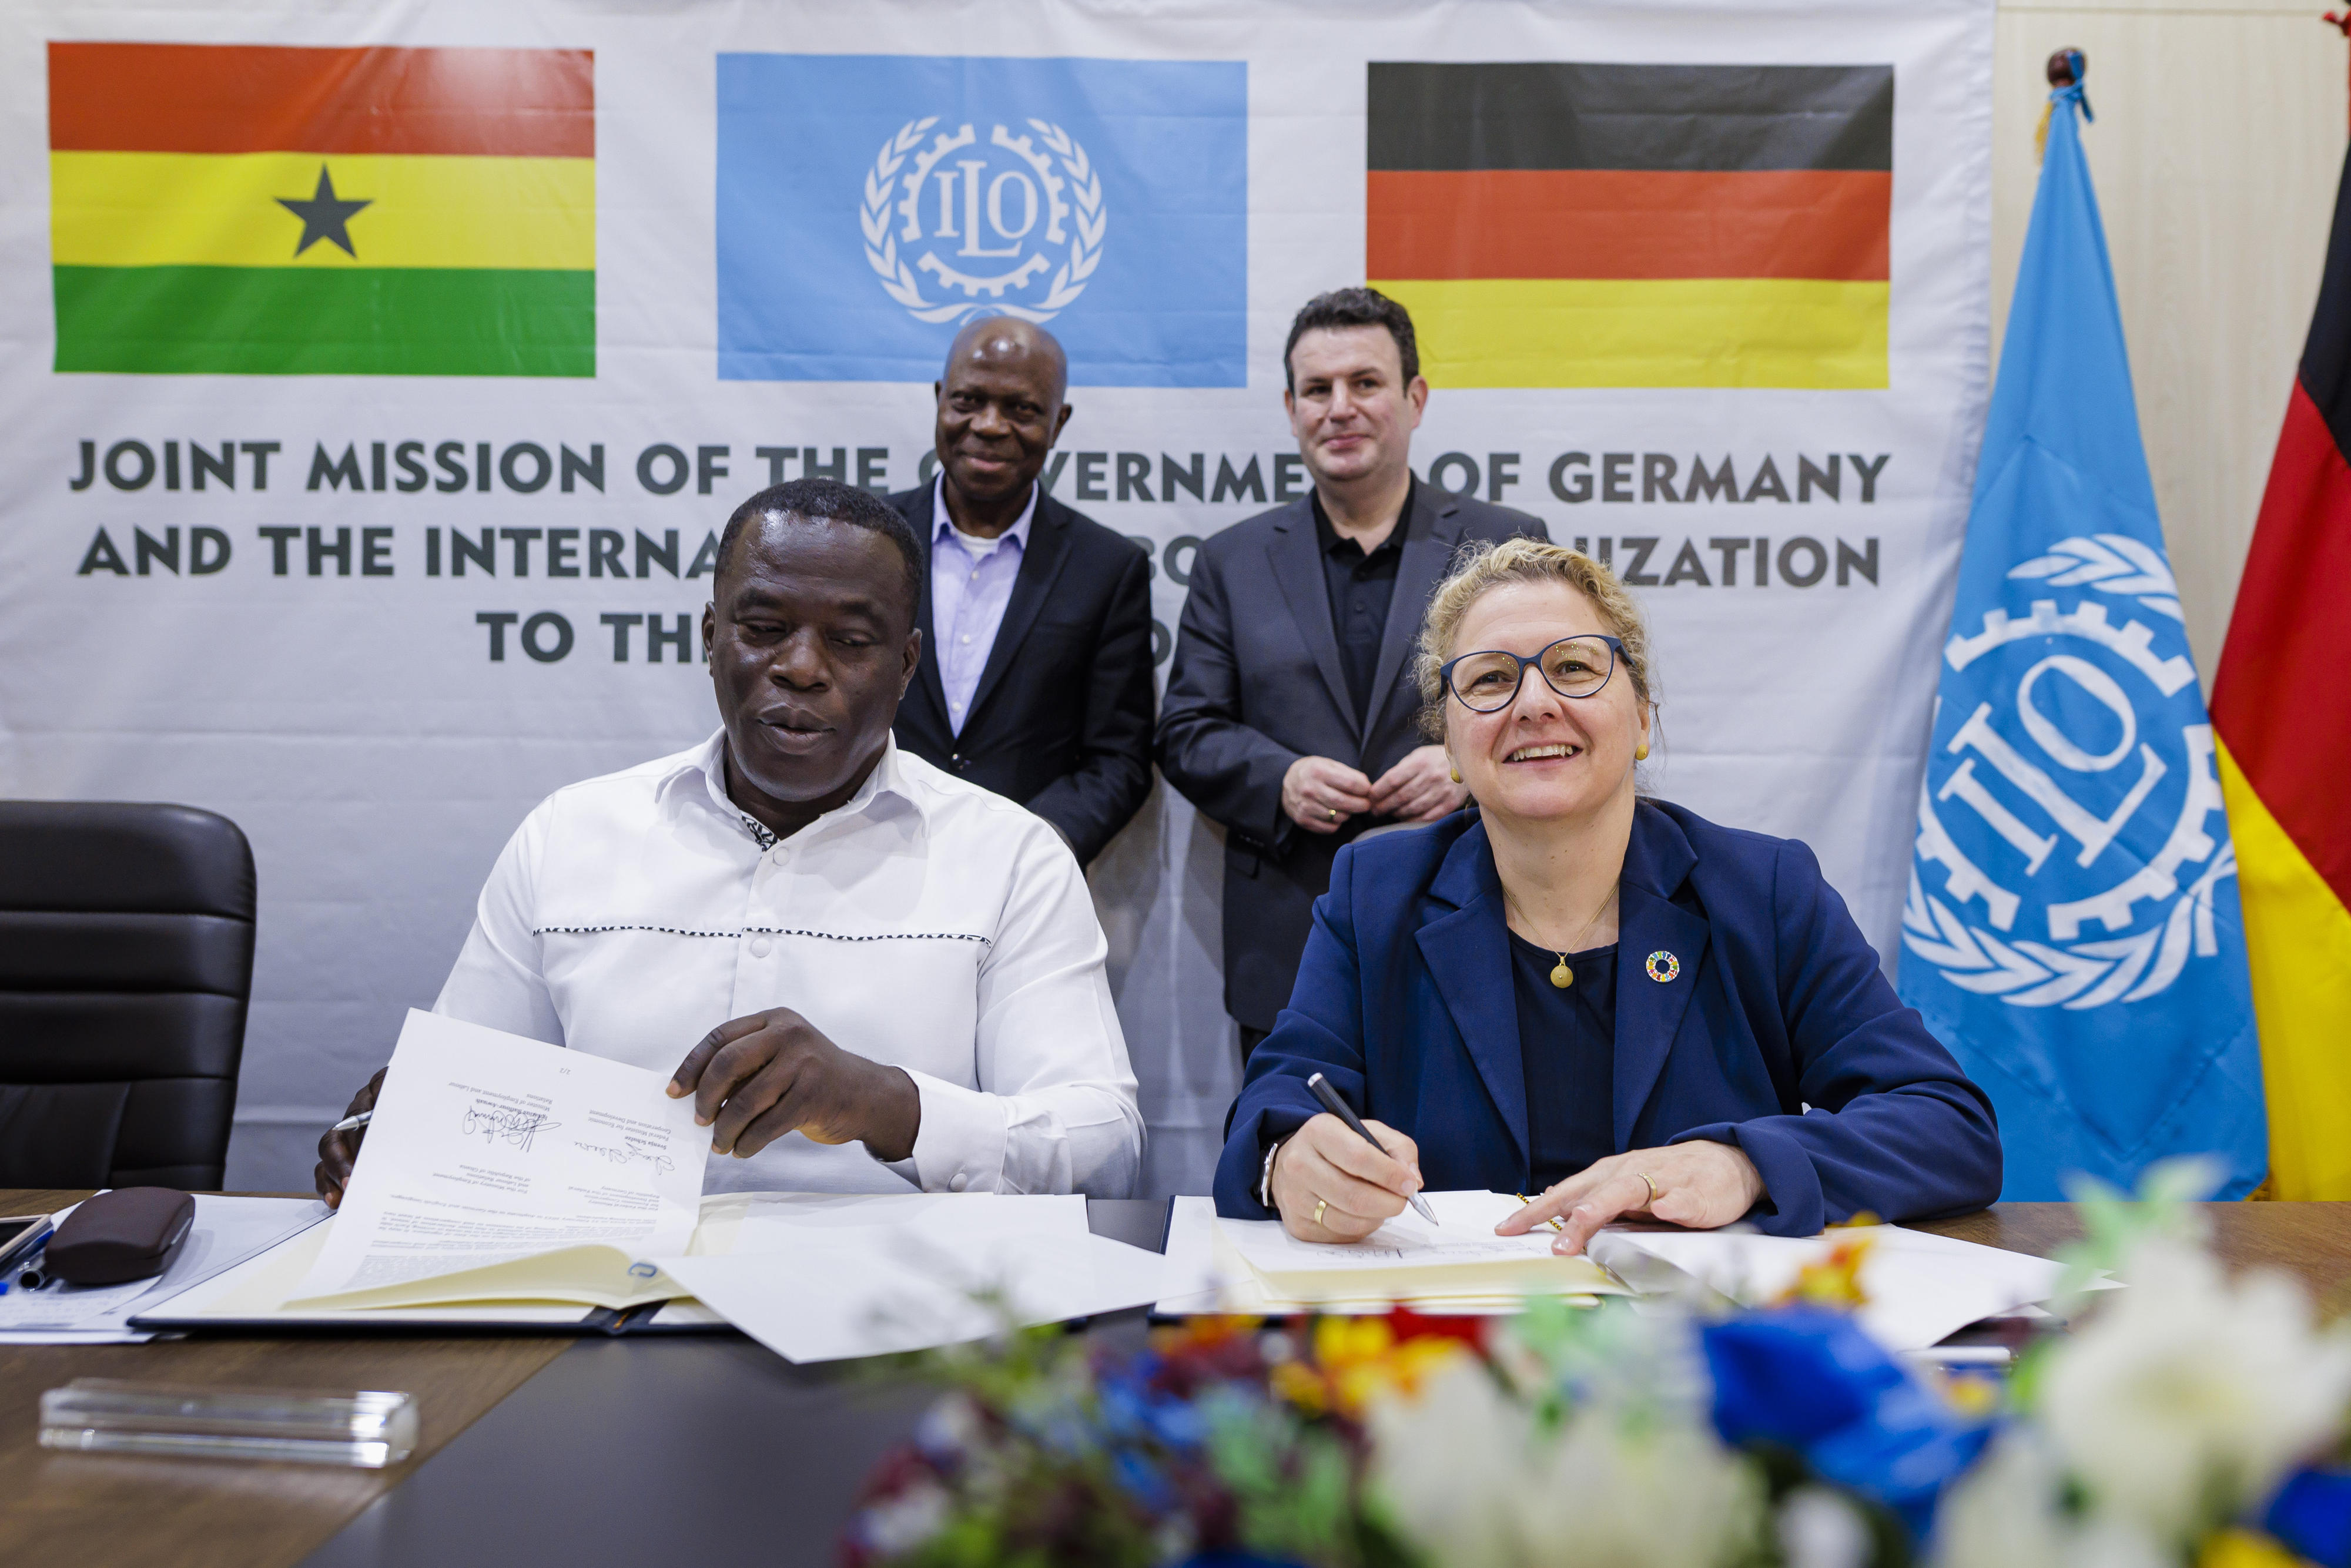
1703,1309 -> 1992,1538
1099,1370 -> 1212,1452
2265,1467 -> 2351,1567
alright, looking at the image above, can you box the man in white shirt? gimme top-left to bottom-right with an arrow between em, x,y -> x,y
316,478 -> 1143,1199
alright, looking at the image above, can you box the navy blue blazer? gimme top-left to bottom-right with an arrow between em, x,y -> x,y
1213,800 -> 2002,1234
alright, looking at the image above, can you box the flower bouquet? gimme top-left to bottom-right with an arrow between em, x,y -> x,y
842,1169 -> 2351,1568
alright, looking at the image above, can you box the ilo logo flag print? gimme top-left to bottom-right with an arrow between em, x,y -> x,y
715,54 -> 1245,386
1898,92 -> 2264,1200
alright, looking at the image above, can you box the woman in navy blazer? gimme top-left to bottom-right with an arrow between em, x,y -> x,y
1214,538 -> 2001,1254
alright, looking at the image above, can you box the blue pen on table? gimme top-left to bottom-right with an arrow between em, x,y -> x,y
1304,1071 -> 1439,1225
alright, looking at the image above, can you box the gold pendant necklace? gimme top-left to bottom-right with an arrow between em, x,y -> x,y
1508,884 -> 1618,993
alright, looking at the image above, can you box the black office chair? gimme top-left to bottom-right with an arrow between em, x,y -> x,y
0,802 -> 256,1188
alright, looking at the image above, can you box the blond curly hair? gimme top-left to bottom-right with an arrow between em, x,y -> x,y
1413,537 -> 1656,741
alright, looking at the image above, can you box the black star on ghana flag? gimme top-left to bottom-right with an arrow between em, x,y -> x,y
276,165 -> 373,259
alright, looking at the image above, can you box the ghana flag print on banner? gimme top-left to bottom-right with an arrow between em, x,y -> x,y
1367,62 -> 1892,389
47,42 -> 594,376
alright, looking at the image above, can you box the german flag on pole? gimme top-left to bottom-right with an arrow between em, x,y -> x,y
1367,62 -> 1891,390
48,43 -> 594,377
2211,149 -> 2351,1200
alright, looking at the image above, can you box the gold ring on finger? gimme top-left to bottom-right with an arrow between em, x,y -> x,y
1326,806 -> 1338,822
1312,1198 -> 1328,1228
1638,1171 -> 1659,1207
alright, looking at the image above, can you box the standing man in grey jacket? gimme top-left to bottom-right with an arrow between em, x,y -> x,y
1157,288 -> 1548,1058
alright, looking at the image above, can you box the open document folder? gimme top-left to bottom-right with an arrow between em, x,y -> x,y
1163,1198 -> 2103,1350
286,1010 -> 714,1311
1160,1191 -> 1628,1315
138,1011 -> 1167,1356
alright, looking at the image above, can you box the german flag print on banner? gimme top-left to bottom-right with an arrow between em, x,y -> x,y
1367,62 -> 1892,389
48,42 -> 594,377
2211,146 -> 2351,1200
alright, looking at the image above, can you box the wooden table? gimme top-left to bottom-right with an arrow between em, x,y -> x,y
5,1194 -> 2349,1568
1919,1201 -> 2351,1317
0,1191 -> 571,1568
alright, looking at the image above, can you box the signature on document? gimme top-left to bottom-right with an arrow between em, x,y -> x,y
460,1102 -> 558,1153
574,1139 -> 677,1177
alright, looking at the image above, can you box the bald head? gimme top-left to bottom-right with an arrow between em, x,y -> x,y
946,316 -> 1069,407
933,318 -> 1074,524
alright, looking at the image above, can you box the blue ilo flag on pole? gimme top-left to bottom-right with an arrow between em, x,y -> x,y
1896,78 -> 2265,1200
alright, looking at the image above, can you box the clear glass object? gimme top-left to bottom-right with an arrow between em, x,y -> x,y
39,1379 -> 417,1467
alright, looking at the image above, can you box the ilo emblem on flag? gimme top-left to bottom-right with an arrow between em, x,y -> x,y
1903,535 -> 2237,1010
716,55 -> 1246,387
863,118 -> 1103,326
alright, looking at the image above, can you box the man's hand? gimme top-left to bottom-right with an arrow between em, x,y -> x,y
1368,744 -> 1467,823
1282,756 -> 1374,834
667,1008 -> 922,1162
314,1067 -> 386,1211
1495,1141 -> 1766,1257
1268,1111 -> 1424,1242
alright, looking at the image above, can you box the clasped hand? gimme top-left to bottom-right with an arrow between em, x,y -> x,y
1494,1141 -> 1765,1256
313,1009 -> 921,1209
1282,745 -> 1465,835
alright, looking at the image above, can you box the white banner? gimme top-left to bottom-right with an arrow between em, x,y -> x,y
0,0 -> 1992,1194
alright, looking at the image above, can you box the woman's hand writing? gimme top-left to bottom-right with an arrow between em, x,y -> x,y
1269,1112 -> 1424,1242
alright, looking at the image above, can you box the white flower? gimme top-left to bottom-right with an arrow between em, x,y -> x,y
1780,1485 -> 1874,1568
853,1480 -> 953,1556
1367,1358 -> 1533,1568
1932,1429 -> 2169,1568
1516,1401 -> 1763,1568
1367,1353 -> 1761,1568
2038,1237 -> 2351,1543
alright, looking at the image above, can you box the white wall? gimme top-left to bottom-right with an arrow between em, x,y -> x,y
1991,0 -> 2347,679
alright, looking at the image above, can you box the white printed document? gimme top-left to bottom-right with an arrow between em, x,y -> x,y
289,1010 -> 711,1310
659,1196 -> 1164,1362
1587,1224 -> 2095,1351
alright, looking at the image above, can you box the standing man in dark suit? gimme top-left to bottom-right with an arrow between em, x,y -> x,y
888,317 -> 1156,866
1158,287 -> 1548,1057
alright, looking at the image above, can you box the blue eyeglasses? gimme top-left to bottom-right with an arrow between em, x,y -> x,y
1439,635 -> 1625,713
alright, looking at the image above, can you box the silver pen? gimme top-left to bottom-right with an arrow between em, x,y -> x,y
329,1110 -> 373,1134
1305,1071 -> 1439,1225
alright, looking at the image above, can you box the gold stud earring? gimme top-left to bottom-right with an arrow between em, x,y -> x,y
1448,763 -> 1462,783
1635,743 -> 1650,761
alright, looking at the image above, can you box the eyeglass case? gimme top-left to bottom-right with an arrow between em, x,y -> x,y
48,1187 -> 196,1285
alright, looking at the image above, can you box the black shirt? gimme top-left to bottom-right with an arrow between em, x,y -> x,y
1508,932 -> 1618,1189
1311,481 -> 1417,720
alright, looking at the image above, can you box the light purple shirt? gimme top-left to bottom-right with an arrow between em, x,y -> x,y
930,474 -> 1037,736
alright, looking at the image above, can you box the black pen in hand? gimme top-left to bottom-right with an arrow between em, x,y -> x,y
1304,1071 -> 1439,1225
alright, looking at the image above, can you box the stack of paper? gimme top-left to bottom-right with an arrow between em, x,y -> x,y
1162,1192 -> 1627,1315
660,1192 -> 1166,1363
1589,1224 -> 2095,1351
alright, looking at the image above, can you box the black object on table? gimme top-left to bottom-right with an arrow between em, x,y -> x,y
47,1185 -> 195,1284
299,1198 -> 1173,1568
